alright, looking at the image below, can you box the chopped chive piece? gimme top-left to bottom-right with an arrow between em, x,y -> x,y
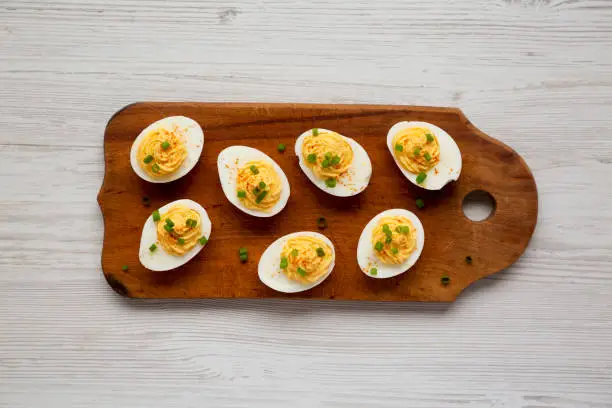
149,243 -> 157,252
177,238 -> 185,245
277,143 -> 286,152
324,152 -> 332,160
413,147 -> 421,156
374,241 -> 384,252
441,275 -> 451,286
395,226 -> 402,233
255,190 -> 268,204
199,236 -> 208,245
163,224 -> 173,233
426,133 -> 434,143
331,155 -> 341,165
152,210 -> 161,222
312,128 -> 319,136
382,224 -> 391,233
249,165 -> 259,175
317,217 -> 328,229
307,153 -> 317,163
325,178 -> 337,188
143,155 -> 154,164
240,254 -> 248,263
280,257 -> 288,269
465,255 -> 473,265
424,152 -> 432,161
121,265 -> 129,271
400,225 -> 410,234
142,196 -> 151,207
258,181 -> 266,189
253,187 -> 260,195
316,247 -> 325,257
237,190 -> 246,198
416,172 -> 427,184
321,159 -> 331,168
297,267 -> 307,277
416,198 -> 425,209
291,249 -> 298,257
151,163 -> 160,173
391,247 -> 399,255
239,247 -> 248,255
161,141 -> 170,150
186,218 -> 197,228
165,218 -> 174,228
370,268 -> 378,276
395,143 -> 403,152
385,236 -> 392,244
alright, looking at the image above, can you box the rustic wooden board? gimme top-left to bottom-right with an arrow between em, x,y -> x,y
98,102 -> 538,301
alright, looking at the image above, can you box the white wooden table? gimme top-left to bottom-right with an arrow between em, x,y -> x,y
2,1 -> 612,407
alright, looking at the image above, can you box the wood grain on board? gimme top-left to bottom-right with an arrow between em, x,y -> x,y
98,102 -> 538,301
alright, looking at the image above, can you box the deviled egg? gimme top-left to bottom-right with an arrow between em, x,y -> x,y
357,209 -> 424,279
295,128 -> 372,197
258,232 -> 335,293
387,121 -> 461,190
139,199 -> 211,271
217,146 -> 290,217
130,116 -> 204,183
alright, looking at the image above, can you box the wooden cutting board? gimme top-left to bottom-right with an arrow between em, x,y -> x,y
98,102 -> 538,301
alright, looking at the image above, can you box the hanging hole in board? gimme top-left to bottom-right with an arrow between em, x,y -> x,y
462,190 -> 496,222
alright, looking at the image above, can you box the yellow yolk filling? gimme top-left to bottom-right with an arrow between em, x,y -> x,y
371,216 -> 417,264
236,160 -> 282,210
157,205 -> 201,256
301,130 -> 354,180
392,127 -> 440,173
138,127 -> 188,177
280,236 -> 333,284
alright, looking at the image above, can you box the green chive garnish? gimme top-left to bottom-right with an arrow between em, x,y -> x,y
307,153 -> 317,163
317,217 -> 327,229
237,190 -> 246,198
199,236 -> 208,245
325,178 -> 337,188
370,268 -> 378,276
240,254 -> 248,263
395,226 -> 401,233
401,225 -> 410,234
149,243 -> 157,252
465,256 -> 473,265
165,218 -> 174,228
277,143 -> 286,152
143,155 -> 154,164
416,172 -> 427,184
253,187 -> 260,195
324,152 -> 332,160
382,224 -> 391,233
316,247 -> 325,257
391,247 -> 399,255
121,265 -> 128,271
163,224 -> 173,233
152,210 -> 161,222
374,241 -> 384,252
255,190 -> 268,204
426,133 -> 434,143
424,152 -> 432,161
297,267 -> 307,277
161,141 -> 170,150
239,247 -> 248,255
321,159 -> 331,168
280,257 -> 288,269
177,238 -> 185,245
416,198 -> 425,209
259,181 -> 266,189
312,128 -> 319,136
395,144 -> 403,152
441,275 -> 451,286
331,155 -> 341,165
186,218 -> 197,228
413,147 -> 421,156
151,163 -> 160,173
249,165 -> 259,175
291,249 -> 298,257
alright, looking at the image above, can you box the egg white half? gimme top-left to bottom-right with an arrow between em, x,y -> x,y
357,209 -> 425,279
295,128 -> 372,197
139,199 -> 212,272
130,116 -> 204,183
258,231 -> 335,293
386,121 -> 461,190
217,146 -> 291,218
